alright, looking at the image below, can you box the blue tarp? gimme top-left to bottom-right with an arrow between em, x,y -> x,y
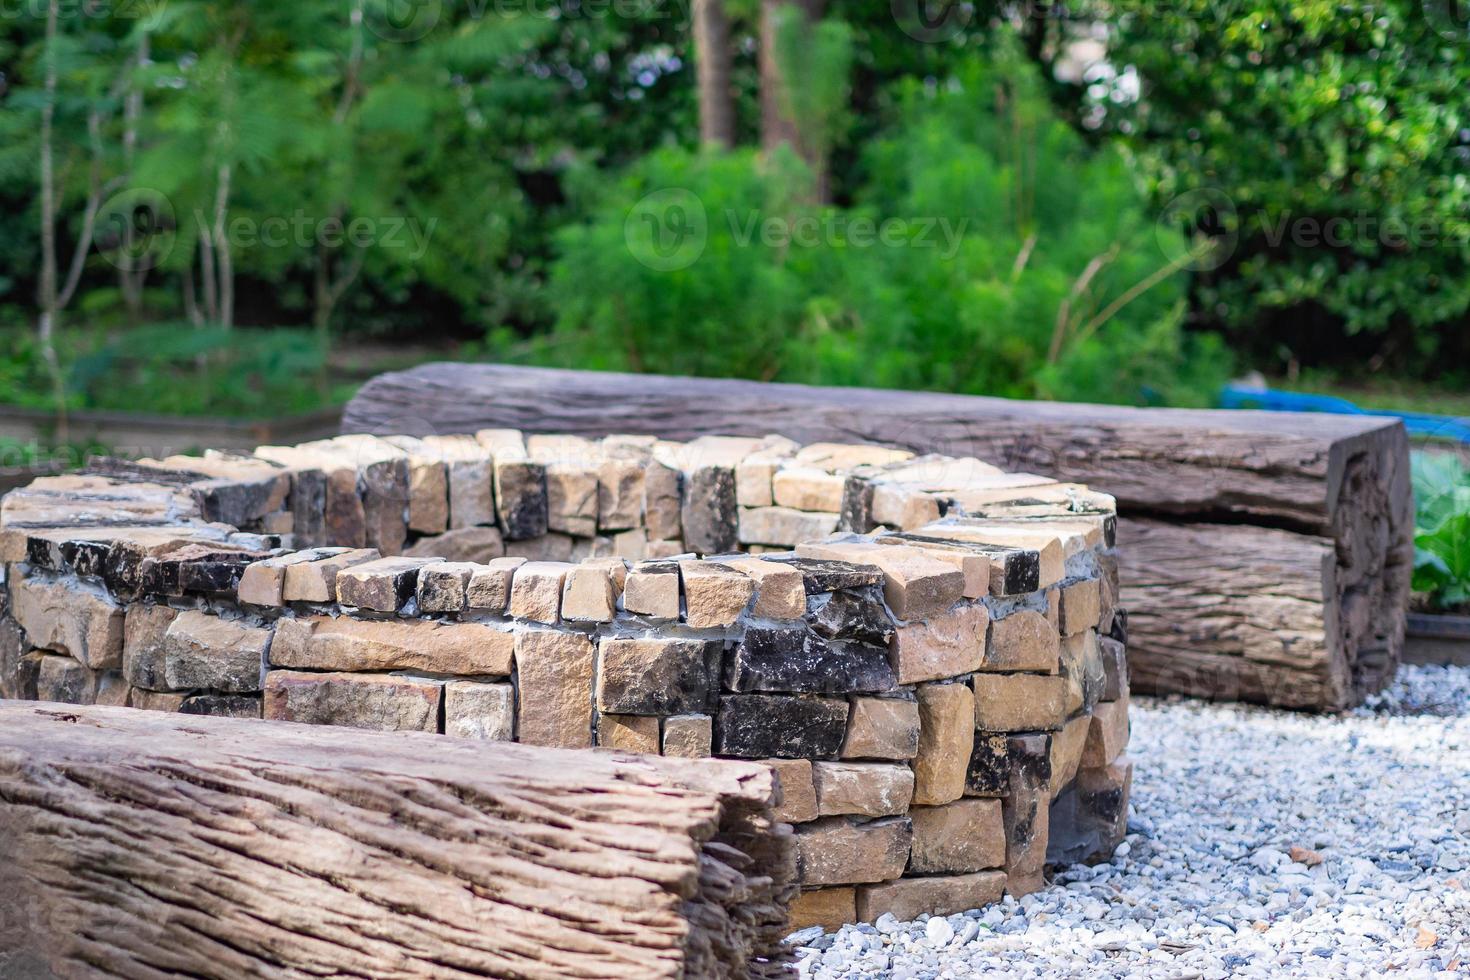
1220,384 -> 1470,443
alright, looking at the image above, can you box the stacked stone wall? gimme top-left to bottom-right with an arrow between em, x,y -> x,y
0,431 -> 1132,928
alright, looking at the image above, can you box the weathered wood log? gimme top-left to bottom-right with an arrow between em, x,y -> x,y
0,701 -> 797,979
344,364 -> 1413,710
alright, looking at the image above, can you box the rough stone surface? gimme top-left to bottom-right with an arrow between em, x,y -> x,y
1083,691 -> 1130,768
765,757 -> 819,823
788,888 -> 857,933
414,561 -> 476,612
597,458 -> 645,531
725,626 -> 895,695
238,549 -> 344,606
908,798 -> 1006,874
543,463 -> 599,537
738,506 -> 840,547
336,556 -> 442,612
855,871 -> 1007,923
714,695 -> 848,759
1001,733 -> 1052,879
163,611 -> 269,693
965,731 -> 1010,797
1099,634 -> 1128,702
1060,629 -> 1107,717
912,682 -> 975,806
622,563 -> 681,619
681,465 -> 738,554
889,603 -> 989,686
596,637 -> 719,715
270,616 -> 513,675
122,603 -> 179,690
493,458 -> 549,541
661,713 -> 712,757
403,525 -> 504,562
560,562 -> 619,622
1059,576 -> 1102,636
179,693 -> 262,719
10,575 -> 124,670
642,460 -> 683,541
805,589 -> 894,646
465,556 -> 524,611
712,556 -> 806,619
773,468 -> 847,512
796,816 -> 913,886
514,629 -> 594,748
263,670 -> 441,732
598,712 -> 660,753
281,548 -> 381,603
36,654 -> 97,704
985,610 -> 1060,673
679,560 -> 753,628
870,484 -> 941,531
507,561 -> 571,623
442,680 -> 515,740
973,673 -> 1068,732
1047,714 -> 1092,798
812,762 -> 915,818
766,557 -> 885,594
797,542 -> 964,621
841,696 -> 920,760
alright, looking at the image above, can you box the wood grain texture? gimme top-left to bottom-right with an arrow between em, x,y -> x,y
342,363 -> 1412,709
0,702 -> 796,979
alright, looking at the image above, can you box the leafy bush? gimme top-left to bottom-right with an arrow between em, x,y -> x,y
1087,0 -> 1470,371
539,43 -> 1228,405
1411,450 -> 1470,611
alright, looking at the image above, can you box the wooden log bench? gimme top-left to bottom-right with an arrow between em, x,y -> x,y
0,701 -> 796,979
343,363 -> 1414,711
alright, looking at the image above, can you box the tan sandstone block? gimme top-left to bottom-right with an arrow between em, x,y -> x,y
767,758 -> 819,824
842,696 -> 920,760
281,548 -> 381,602
973,674 -> 1067,732
796,817 -> 913,886
870,484 -> 941,530
813,762 -> 915,818
544,463 -> 599,536
984,610 -> 1060,673
857,871 -> 1006,922
598,713 -> 660,753
163,610 -> 269,693
793,443 -> 913,471
597,458 -> 645,530
662,714 -> 713,757
642,460 -> 683,540
1060,577 -> 1102,636
509,561 -> 572,623
561,562 -> 619,622
1082,692 -> 1130,769
264,670 -> 441,732
1006,871 -> 1046,899
889,603 -> 988,685
788,888 -> 857,932
877,537 -> 989,598
773,467 -> 847,512
912,682 -> 975,806
444,680 -> 515,740
735,447 -> 792,508
712,556 -> 806,620
10,575 -> 124,670
1048,714 -> 1092,798
909,798 -> 1006,874
238,549 -> 337,606
514,629 -> 594,748
679,560 -> 754,628
797,542 -> 964,621
737,506 -> 840,547
416,561 -> 477,612
270,616 -> 513,675
129,689 -> 188,712
405,455 -> 449,535
466,556 -> 525,611
623,564 -> 681,619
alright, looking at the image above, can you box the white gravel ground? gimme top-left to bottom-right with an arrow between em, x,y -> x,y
789,664 -> 1470,979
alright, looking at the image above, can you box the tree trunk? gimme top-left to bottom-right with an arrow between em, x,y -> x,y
759,0 -> 828,199
693,0 -> 736,149
0,701 -> 797,979
343,363 -> 1414,711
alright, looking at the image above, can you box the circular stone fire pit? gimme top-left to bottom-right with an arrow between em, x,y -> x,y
0,430 -> 1131,928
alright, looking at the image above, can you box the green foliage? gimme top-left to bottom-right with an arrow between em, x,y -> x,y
1086,0 -> 1470,369
542,43 -> 1228,405
1412,451 -> 1470,611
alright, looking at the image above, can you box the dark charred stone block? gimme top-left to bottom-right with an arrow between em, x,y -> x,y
1099,635 -> 1128,702
198,477 -> 286,528
1047,761 -> 1132,865
103,540 -> 154,600
597,637 -> 721,715
139,545 -> 268,597
1106,608 -> 1128,646
1007,732 -> 1053,786
287,467 -> 328,548
965,731 -> 1010,796
725,625 -> 896,694
0,616 -> 41,700
681,465 -> 738,554
838,476 -> 876,533
805,588 -> 894,645
25,536 -> 64,571
713,694 -> 848,759
360,457 -> 410,554
765,556 -> 885,594
180,693 -> 263,719
494,460 -> 549,541
889,533 -> 1042,595
59,539 -> 110,579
